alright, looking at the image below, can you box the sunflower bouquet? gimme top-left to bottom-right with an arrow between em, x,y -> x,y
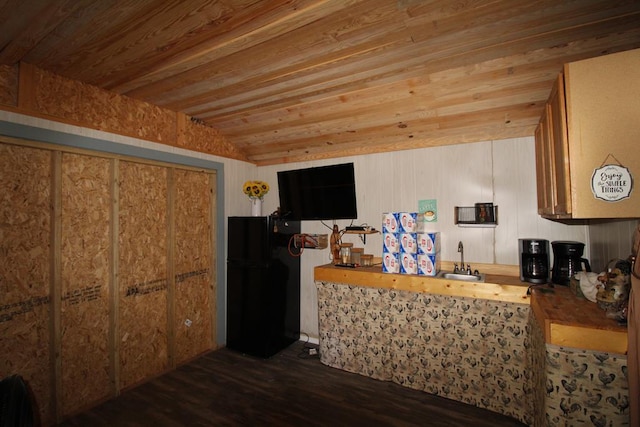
242,180 -> 270,200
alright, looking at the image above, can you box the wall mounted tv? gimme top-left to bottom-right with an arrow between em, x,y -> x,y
277,163 -> 358,221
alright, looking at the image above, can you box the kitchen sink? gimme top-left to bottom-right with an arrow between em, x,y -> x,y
436,271 -> 485,282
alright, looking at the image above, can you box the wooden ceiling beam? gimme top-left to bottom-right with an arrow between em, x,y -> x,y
186,12 -> 640,124
193,23 -> 640,136
236,100 -> 543,150
227,88 -> 547,150
0,0 -> 95,65
247,120 -> 537,165
125,0 -> 401,104
111,0 -> 368,93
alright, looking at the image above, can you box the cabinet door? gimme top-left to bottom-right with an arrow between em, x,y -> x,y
536,49 -> 640,219
547,73 -> 571,216
564,49 -> 640,218
534,105 -> 554,215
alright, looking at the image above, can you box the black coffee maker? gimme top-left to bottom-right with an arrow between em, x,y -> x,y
519,239 -> 549,284
551,241 -> 591,286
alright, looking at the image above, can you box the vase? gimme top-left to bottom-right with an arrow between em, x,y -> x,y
250,197 -> 263,216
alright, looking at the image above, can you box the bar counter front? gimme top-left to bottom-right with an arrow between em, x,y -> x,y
314,263 -> 629,427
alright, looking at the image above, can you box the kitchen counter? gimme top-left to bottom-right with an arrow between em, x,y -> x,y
530,284 -> 628,354
314,263 -> 530,304
315,262 -> 628,354
313,268 -> 535,424
314,262 -> 629,426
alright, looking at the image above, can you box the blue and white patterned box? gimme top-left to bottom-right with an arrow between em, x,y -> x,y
399,233 -> 417,254
382,212 -> 399,233
397,212 -> 417,233
400,252 -> 418,275
382,252 -> 400,274
417,232 -> 441,255
417,254 -> 440,276
382,232 -> 400,254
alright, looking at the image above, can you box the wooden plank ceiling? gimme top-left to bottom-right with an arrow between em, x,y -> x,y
2,0 -> 640,165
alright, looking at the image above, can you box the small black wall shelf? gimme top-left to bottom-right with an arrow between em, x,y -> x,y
454,205 -> 498,227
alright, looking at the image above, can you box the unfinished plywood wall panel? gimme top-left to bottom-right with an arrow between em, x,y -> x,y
0,135 -> 219,420
0,142 -> 53,424
0,64 -> 18,107
118,160 -> 168,389
177,113 -> 248,161
59,153 -> 112,416
31,66 -> 176,144
173,169 -> 214,365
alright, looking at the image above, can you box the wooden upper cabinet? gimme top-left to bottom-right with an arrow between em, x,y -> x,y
534,104 -> 555,216
547,74 -> 571,216
534,48 -> 640,219
534,75 -> 570,217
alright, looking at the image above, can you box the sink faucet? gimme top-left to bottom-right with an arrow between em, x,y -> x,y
456,241 -> 479,275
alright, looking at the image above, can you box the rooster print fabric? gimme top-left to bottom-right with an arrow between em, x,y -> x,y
316,281 -> 629,427
316,282 -> 535,425
544,344 -> 629,426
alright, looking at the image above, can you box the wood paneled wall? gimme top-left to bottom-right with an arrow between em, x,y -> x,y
0,136 -> 216,425
589,220 -> 640,272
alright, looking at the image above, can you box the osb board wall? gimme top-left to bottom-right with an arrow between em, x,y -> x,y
173,169 -> 214,365
21,64 -> 175,144
0,62 -> 248,162
118,160 -> 169,389
0,136 -> 217,424
176,113 -> 247,162
0,64 -> 18,107
0,143 -> 53,424
60,153 -> 112,415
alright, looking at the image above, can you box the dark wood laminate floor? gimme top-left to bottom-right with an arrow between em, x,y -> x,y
59,341 -> 526,427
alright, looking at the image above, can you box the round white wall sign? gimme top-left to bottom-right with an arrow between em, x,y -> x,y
591,164 -> 633,202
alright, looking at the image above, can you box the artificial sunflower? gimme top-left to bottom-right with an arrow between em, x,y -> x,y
242,180 -> 269,199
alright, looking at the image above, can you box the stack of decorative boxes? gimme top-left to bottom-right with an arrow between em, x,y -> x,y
382,212 -> 440,275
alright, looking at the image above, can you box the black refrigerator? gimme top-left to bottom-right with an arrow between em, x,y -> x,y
226,216 -> 300,358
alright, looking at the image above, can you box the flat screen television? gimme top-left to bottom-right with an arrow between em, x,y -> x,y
277,163 -> 358,221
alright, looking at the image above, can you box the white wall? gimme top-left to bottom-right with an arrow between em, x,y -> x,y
258,136 -> 592,339
231,139 -> 624,340
589,219 -> 639,271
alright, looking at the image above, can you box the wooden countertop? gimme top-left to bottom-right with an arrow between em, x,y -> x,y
314,263 -> 628,354
314,263 -> 530,304
530,285 -> 628,354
